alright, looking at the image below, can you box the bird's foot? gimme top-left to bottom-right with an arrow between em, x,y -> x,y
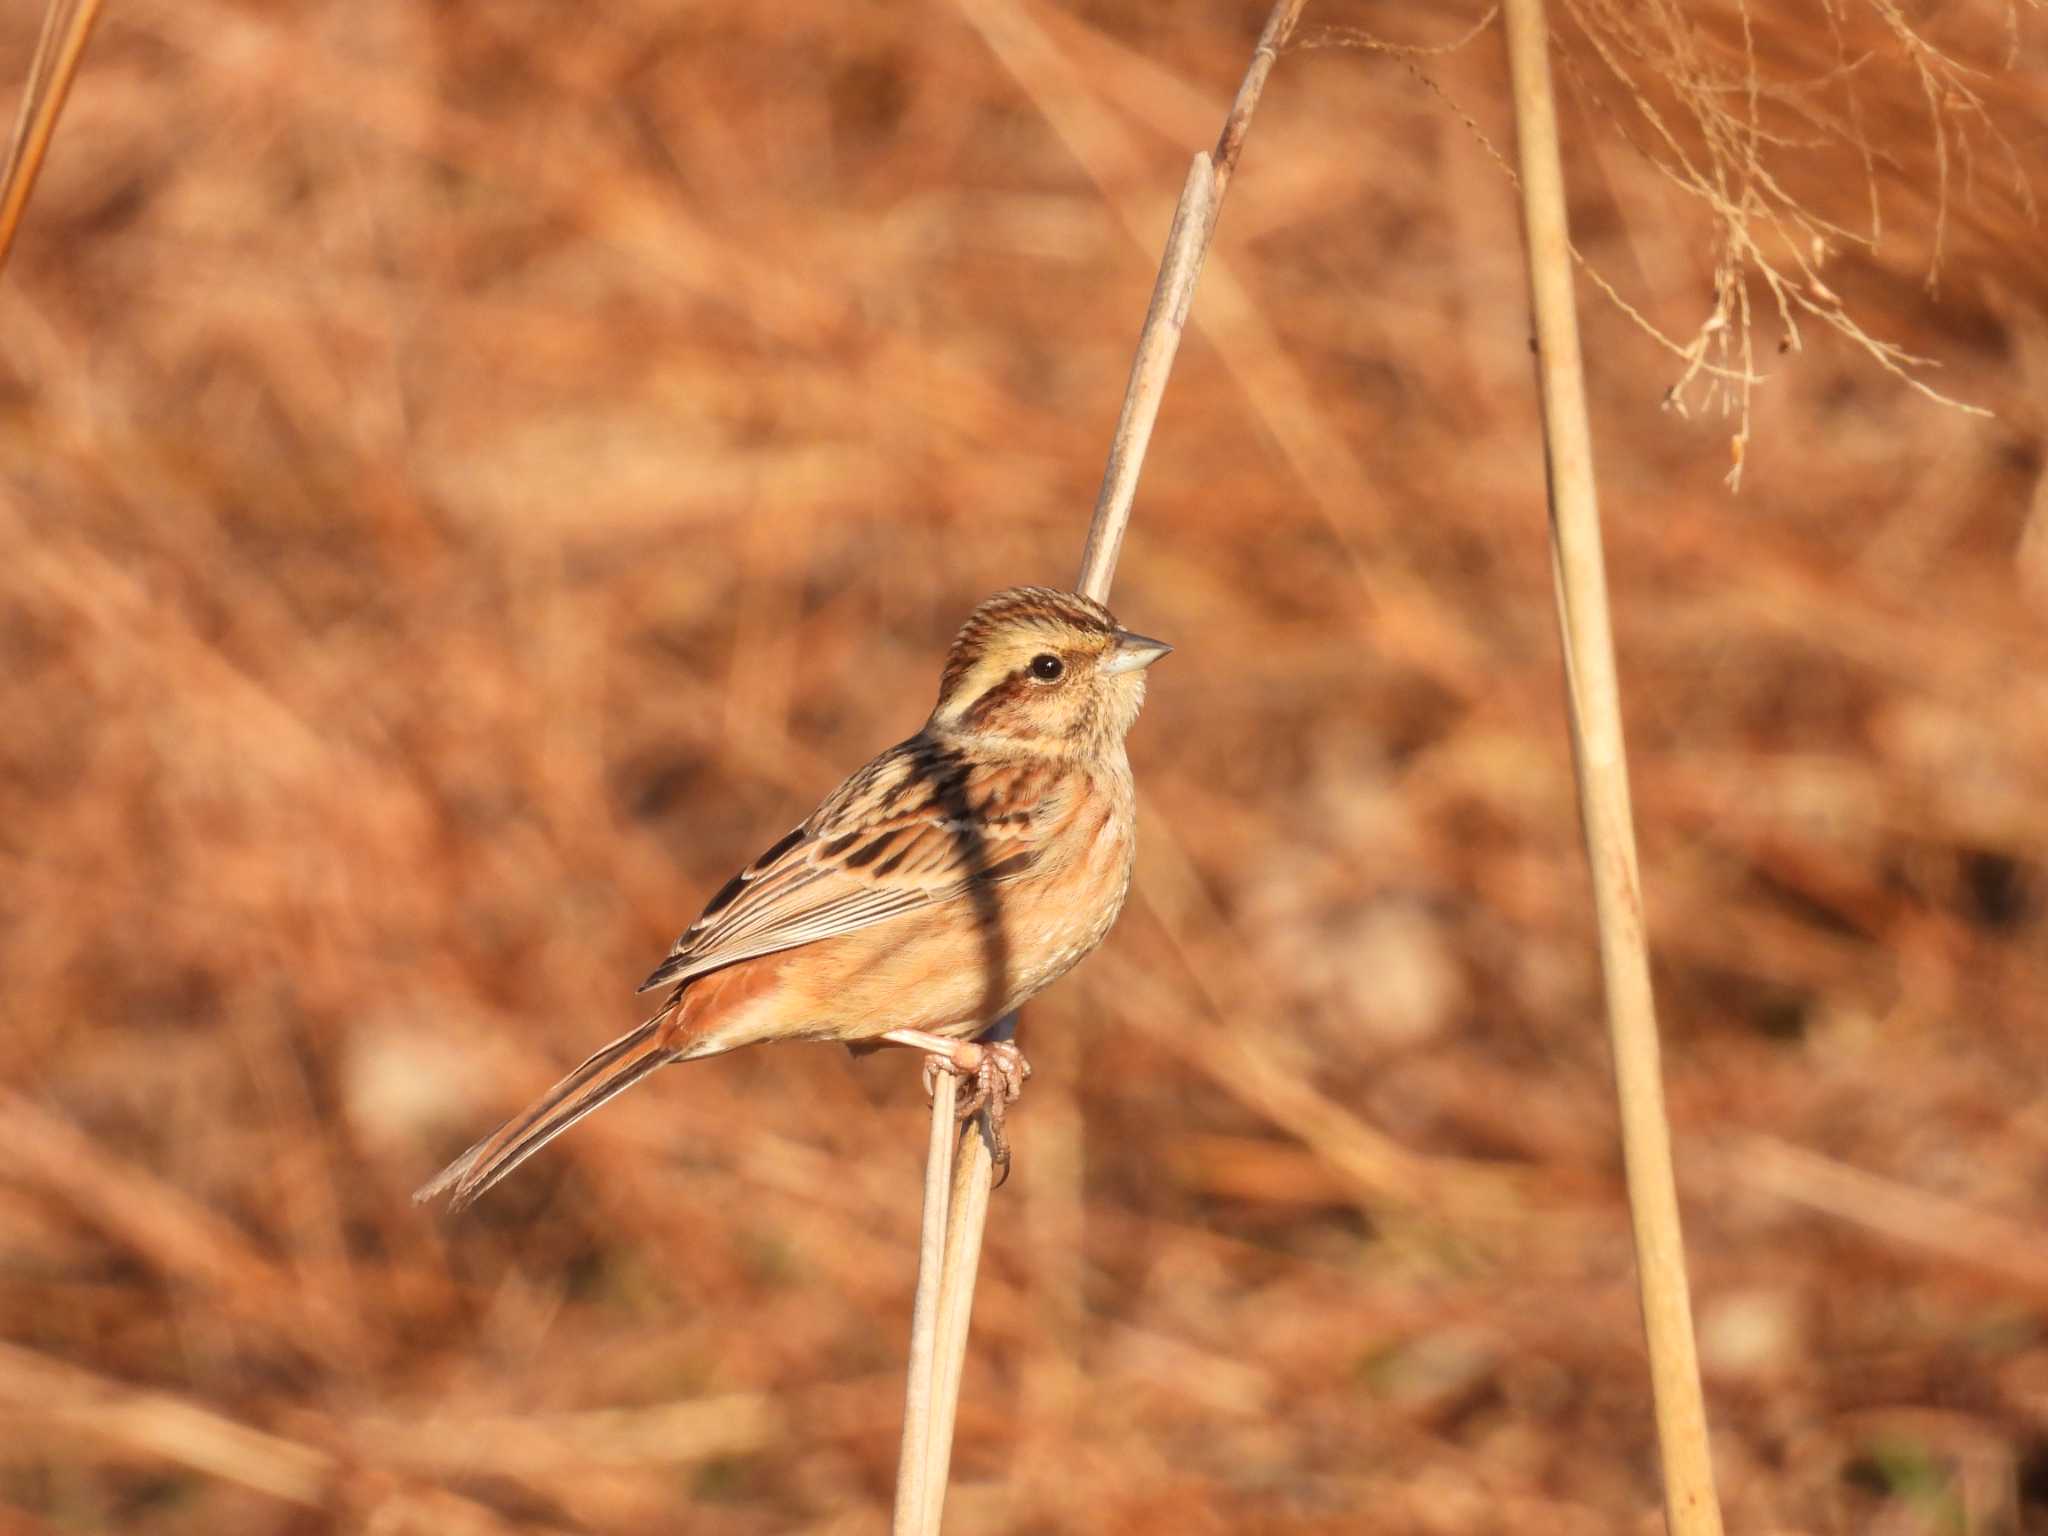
956,1040 -> 1031,1172
952,1040 -> 1030,1119
917,1045 -> 971,1102
884,1029 -> 1033,1173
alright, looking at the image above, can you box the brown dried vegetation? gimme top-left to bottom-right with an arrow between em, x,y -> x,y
2,1 -> 2046,1532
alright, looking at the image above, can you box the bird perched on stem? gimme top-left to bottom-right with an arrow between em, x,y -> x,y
416,586 -> 1170,1210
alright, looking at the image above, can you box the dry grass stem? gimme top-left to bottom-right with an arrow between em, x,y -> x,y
1501,2 -> 1725,1534
0,1342 -> 333,1507
892,4 -> 1308,1530
1732,1134 -> 2048,1300
1309,3 -> 2030,488
1076,0 -> 1306,599
892,1075 -> 960,1534
0,0 -> 100,272
918,1119 -> 996,1531
1074,152 -> 1218,603
1553,0 -> 2029,485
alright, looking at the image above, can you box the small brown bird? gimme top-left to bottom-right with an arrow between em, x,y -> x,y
416,586 -> 1169,1209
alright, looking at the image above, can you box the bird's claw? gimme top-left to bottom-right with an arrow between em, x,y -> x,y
918,1040 -> 1032,1174
919,1046 -> 972,1101
956,1040 -> 1030,1114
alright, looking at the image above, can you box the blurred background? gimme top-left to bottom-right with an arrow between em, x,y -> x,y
3,1 -> 2046,1531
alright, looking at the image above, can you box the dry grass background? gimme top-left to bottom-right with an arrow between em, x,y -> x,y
2,1 -> 2046,1531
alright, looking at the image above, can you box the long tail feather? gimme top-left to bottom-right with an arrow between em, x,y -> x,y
414,1014 -> 685,1211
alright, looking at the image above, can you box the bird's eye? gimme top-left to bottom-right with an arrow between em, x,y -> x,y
1029,653 -> 1064,682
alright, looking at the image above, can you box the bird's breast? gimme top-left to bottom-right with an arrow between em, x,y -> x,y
1001,765 -> 1135,1002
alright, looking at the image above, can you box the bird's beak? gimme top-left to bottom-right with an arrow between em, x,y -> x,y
1100,630 -> 1173,676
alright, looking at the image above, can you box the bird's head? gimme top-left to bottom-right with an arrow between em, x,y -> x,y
928,585 -> 1171,755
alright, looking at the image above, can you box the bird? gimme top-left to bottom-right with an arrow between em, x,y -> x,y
415,585 -> 1170,1210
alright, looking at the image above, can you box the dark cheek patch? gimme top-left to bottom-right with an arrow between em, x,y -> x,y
962,672 -> 1032,730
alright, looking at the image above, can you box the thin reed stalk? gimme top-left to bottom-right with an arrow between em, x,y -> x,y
0,0 -> 103,273
891,1084 -> 958,1536
1497,3 -> 1726,1534
890,4 -> 1308,1530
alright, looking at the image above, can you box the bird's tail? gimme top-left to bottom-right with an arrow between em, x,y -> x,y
414,1011 -> 692,1211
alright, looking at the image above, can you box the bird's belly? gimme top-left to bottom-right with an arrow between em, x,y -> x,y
782,812 -> 1134,1043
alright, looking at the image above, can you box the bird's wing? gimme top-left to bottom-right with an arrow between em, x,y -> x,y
636,740 -> 1065,993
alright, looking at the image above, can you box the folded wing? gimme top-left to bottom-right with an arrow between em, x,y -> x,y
637,740 -> 1062,994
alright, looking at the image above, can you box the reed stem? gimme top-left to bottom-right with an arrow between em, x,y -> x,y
1497,3 -> 1725,1533
891,4 -> 1307,1531
0,0 -> 103,274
